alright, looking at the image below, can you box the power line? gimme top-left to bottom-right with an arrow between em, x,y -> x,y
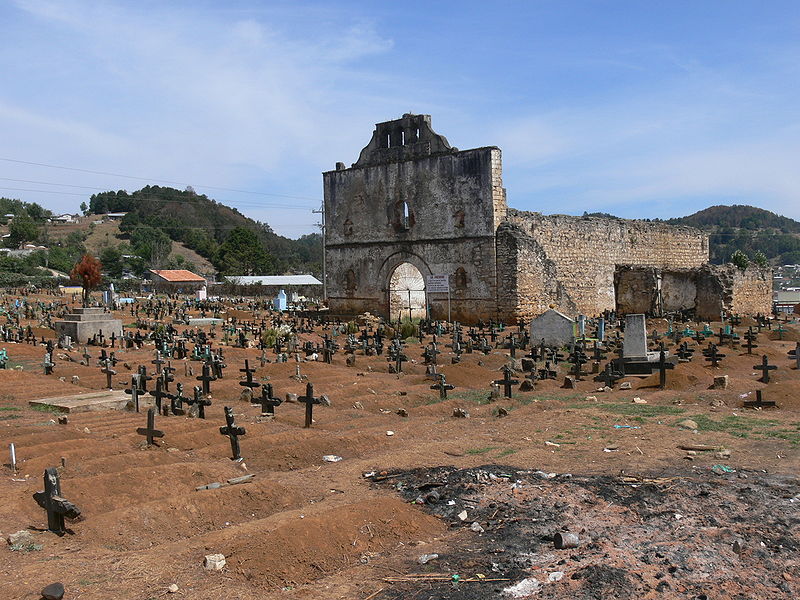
0,156 -> 322,202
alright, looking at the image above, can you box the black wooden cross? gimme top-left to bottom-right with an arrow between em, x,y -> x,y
137,365 -> 153,392
538,360 -> 558,380
568,347 -> 588,380
744,389 -> 776,409
101,360 -> 116,390
743,327 -> 759,355
676,342 -> 694,362
149,378 -> 170,414
430,373 -> 455,400
394,349 -> 408,373
196,362 -> 217,395
82,347 -> 92,365
33,467 -> 81,535
657,350 -> 675,390
136,408 -> 164,446
151,350 -> 165,374
703,344 -> 726,368
186,386 -> 211,419
753,355 -> 777,383
494,365 -> 520,398
219,406 -> 246,460
259,383 -> 282,416
170,382 -> 186,416
239,359 -> 261,392
125,374 -> 141,412
298,382 -> 321,428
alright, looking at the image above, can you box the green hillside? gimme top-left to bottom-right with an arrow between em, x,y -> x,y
89,186 -> 321,276
666,205 -> 800,265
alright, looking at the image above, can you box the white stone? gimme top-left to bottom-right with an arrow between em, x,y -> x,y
204,553 -> 226,571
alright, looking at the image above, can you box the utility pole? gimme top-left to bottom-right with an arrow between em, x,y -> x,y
312,203 -> 326,301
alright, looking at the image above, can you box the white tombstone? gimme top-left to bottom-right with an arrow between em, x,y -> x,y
623,314 -> 648,359
196,286 -> 207,301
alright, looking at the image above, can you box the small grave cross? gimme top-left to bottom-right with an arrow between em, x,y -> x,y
430,373 -> 455,400
298,382 -> 321,428
186,386 -> 211,419
125,374 -> 141,412
219,406 -> 246,460
657,350 -> 675,390
259,383 -> 282,416
494,365 -> 520,398
101,360 -> 116,390
33,467 -> 81,535
149,378 -> 170,414
196,362 -> 217,395
238,359 -> 261,392
753,355 -> 777,383
744,389 -> 776,409
136,408 -> 164,446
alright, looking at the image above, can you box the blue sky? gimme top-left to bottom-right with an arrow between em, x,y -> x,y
2,1 -> 800,237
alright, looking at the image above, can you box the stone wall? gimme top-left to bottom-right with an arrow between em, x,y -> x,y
507,210 -> 709,316
323,115 -> 506,322
613,264 -> 772,319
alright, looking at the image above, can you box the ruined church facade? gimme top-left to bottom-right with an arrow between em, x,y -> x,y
323,115 -> 771,322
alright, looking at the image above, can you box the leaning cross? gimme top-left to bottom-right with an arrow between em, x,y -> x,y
753,355 -> 777,384
219,406 -> 246,460
186,386 -> 212,419
657,350 -> 675,390
33,467 -> 81,535
298,382 -> 321,428
494,365 -> 520,398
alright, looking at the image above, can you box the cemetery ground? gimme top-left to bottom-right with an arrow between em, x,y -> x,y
0,305 -> 798,599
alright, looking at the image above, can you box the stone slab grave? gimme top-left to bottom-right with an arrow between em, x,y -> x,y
29,390 -> 130,413
530,309 -> 574,347
53,307 -> 123,344
189,318 -> 224,326
618,313 -> 676,375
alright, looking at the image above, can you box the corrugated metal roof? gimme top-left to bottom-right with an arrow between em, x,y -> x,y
224,275 -> 322,286
149,269 -> 206,282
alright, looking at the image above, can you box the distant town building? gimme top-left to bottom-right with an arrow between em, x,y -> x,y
148,269 -> 207,292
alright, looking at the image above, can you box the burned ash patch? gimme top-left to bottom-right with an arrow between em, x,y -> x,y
370,466 -> 799,599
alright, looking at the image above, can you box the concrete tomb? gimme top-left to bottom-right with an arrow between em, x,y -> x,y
53,308 -> 123,345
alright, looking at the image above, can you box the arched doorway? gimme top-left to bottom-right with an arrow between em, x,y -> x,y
388,262 -> 426,322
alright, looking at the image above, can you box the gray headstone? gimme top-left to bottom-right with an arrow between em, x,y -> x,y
623,314 -> 648,359
530,309 -> 575,347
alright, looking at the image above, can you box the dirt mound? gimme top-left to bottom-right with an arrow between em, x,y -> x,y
225,497 -> 444,588
634,370 -> 700,390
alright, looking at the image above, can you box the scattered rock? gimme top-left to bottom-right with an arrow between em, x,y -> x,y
490,384 -> 501,399
632,397 -> 647,404
71,376 -> 79,385
345,354 -> 356,367
204,553 -> 226,571
57,416 -> 68,425
386,431 -> 394,436
7,530 -> 33,545
562,376 -> 576,389
677,419 -> 698,430
41,582 -> 64,600
716,449 -> 732,459
452,408 -> 470,418
285,393 -> 298,403
496,407 -> 509,417
504,577 -> 541,598
602,386 -> 612,393
319,395 -> 331,407
457,510 -> 468,521
322,455 -> 342,462
470,522 -> 484,533
585,395 -> 598,402
519,379 -> 535,392
168,583 -> 179,593
82,427 -> 91,434
387,362 -> 396,373
396,408 -> 408,417
620,381 -> 632,390
238,388 -> 253,403
352,402 -> 364,410
712,375 -> 729,390
548,571 -> 564,582
418,553 -> 439,565
710,397 -> 726,407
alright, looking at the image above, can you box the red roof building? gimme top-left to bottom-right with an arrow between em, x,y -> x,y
148,269 -> 207,291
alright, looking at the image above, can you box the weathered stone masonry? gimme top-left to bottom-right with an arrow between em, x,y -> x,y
323,114 -> 769,322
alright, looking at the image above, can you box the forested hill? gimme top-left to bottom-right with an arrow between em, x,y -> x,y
89,186 -> 321,276
666,205 -> 800,265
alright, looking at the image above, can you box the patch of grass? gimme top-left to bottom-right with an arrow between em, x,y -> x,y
593,403 -> 686,418
10,542 -> 43,552
0,406 -> 19,411
451,390 -> 494,405
465,446 -> 499,455
685,414 -> 799,444
0,414 -> 21,420
31,404 -> 62,413
496,448 -> 517,458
